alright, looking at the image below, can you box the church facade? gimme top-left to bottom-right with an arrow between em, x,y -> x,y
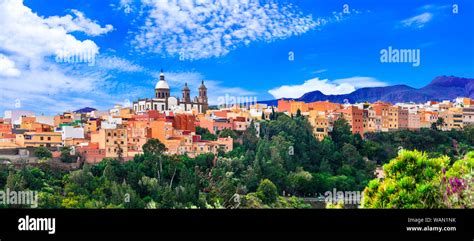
132,70 -> 209,114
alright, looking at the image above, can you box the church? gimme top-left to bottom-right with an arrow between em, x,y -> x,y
133,70 -> 209,114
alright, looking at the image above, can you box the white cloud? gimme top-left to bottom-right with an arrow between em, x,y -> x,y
333,76 -> 388,89
312,69 -> 327,74
44,9 -> 114,36
268,76 -> 387,99
0,0 -> 114,114
400,12 -> 433,29
131,0 -> 321,59
96,56 -> 144,72
0,0 -> 107,60
0,54 -> 21,77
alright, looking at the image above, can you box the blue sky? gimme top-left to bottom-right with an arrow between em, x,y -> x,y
0,0 -> 473,115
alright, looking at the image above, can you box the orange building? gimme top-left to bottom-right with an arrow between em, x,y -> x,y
307,101 -> 341,112
0,123 -> 12,137
419,110 -> 438,128
337,106 -> 364,135
76,142 -> 106,164
372,102 -> 391,131
149,118 -> 174,143
85,118 -> 100,133
198,117 -> 232,134
173,114 -> 196,132
54,113 -> 74,126
277,99 -> 308,115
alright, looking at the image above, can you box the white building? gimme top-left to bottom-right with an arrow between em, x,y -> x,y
3,110 -> 35,126
60,126 -> 85,140
133,70 -> 209,114
36,116 -> 55,126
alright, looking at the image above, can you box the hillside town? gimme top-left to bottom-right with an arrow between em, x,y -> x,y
0,72 -> 473,165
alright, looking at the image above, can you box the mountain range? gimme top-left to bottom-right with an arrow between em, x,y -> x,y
260,76 -> 474,106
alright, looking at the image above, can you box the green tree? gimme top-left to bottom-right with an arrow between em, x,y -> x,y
362,150 -> 449,208
143,139 -> 166,182
256,179 -> 278,204
142,139 -> 166,156
330,118 -> 353,148
196,127 -> 217,141
431,117 -> 445,130
60,146 -> 76,163
218,128 -> 237,139
296,109 -> 302,118
286,168 -> 313,196
104,160 -> 118,182
35,147 -> 52,159
243,121 -> 258,151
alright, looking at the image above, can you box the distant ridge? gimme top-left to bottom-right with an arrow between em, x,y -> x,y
74,107 -> 97,113
259,76 -> 474,106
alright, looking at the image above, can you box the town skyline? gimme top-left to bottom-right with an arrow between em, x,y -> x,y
2,1 -> 474,236
1,0 -> 473,115
1,73 -> 472,117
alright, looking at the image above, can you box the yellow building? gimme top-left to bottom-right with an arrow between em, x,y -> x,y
419,110 -> 438,128
85,119 -> 100,133
308,110 -> 330,141
16,132 -> 62,147
366,109 -> 382,132
388,106 -> 400,130
91,128 -> 128,158
439,108 -> 463,130
20,116 -> 36,131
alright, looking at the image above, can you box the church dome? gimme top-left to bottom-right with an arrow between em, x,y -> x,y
155,80 -> 170,89
155,70 -> 170,89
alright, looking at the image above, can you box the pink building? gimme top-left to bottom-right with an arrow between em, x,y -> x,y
408,112 -> 420,130
398,108 -> 409,129
198,118 -> 232,134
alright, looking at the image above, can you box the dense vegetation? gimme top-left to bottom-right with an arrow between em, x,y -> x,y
0,113 -> 473,208
364,126 -> 474,164
363,150 -> 473,208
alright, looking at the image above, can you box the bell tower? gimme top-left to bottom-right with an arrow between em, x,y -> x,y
198,80 -> 208,112
182,83 -> 191,103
